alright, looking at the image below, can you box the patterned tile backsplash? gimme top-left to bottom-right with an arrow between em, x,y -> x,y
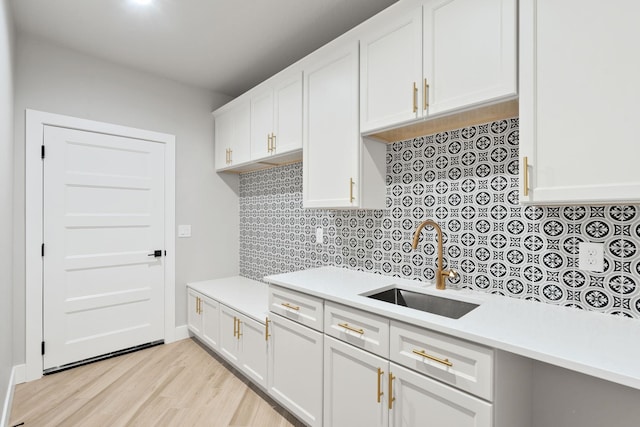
239,117 -> 640,319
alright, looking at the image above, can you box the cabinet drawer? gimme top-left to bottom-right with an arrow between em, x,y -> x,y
269,285 -> 324,332
324,301 -> 389,358
390,321 -> 493,401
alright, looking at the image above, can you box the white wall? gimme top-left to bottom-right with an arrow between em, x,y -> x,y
532,362 -> 640,427
0,0 -> 14,414
13,34 -> 239,363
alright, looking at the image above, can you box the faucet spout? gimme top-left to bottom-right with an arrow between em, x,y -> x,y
412,219 -> 458,290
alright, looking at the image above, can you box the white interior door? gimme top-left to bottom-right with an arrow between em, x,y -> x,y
43,125 -> 165,371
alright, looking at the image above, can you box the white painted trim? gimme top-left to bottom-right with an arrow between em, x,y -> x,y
12,366 -> 24,386
174,325 -> 190,341
25,109 -> 176,382
1,366 -> 19,427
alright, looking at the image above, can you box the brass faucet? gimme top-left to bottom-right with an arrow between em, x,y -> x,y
411,219 -> 459,290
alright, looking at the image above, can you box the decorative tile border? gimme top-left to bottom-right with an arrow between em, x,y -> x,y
239,117 -> 640,319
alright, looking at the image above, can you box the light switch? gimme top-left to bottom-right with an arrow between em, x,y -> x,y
178,225 -> 192,238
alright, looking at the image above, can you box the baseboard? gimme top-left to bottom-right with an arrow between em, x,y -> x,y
173,325 -> 190,341
1,365 -> 23,427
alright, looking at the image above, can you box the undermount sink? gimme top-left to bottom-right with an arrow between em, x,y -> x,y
365,288 -> 479,319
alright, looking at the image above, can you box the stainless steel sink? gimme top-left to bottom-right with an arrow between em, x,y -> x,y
365,288 -> 479,319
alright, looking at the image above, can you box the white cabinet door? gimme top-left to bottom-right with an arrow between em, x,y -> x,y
219,304 -> 240,364
187,289 -> 202,337
238,313 -> 268,389
424,0 -> 517,115
324,336 -> 389,427
214,101 -> 251,170
201,296 -> 220,350
390,362 -> 492,427
303,42 -> 360,208
360,7 -> 423,133
250,88 -> 274,160
268,314 -> 323,427
520,0 -> 640,204
214,109 -> 234,170
273,71 -> 303,155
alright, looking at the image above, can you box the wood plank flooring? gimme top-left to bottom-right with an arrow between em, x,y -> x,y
10,339 -> 305,427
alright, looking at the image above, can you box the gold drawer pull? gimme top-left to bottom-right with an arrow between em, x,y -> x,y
424,78 -> 429,110
388,372 -> 395,410
377,367 -> 384,403
412,349 -> 453,367
349,178 -> 354,203
523,156 -> 529,197
237,318 -> 242,340
265,317 -> 271,341
233,316 -> 237,337
281,302 -> 300,311
338,323 -> 364,335
412,82 -> 418,113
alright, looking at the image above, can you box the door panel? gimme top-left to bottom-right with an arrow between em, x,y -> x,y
43,125 -> 165,370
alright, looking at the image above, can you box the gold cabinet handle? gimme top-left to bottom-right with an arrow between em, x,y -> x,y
349,178 -> 354,203
195,297 -> 199,315
198,297 -> 202,314
338,323 -> 364,335
229,148 -> 232,164
412,349 -> 453,367
424,78 -> 429,110
388,372 -> 395,410
523,156 -> 529,197
267,134 -> 272,153
412,82 -> 418,113
233,316 -> 237,337
281,302 -> 300,311
265,317 -> 271,341
377,367 -> 384,403
237,319 -> 242,340
271,133 -> 276,153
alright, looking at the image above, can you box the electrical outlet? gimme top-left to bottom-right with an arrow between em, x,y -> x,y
315,227 -> 323,243
578,242 -> 604,272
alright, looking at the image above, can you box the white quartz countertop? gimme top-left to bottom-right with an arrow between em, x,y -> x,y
188,276 -> 269,323
265,266 -> 640,391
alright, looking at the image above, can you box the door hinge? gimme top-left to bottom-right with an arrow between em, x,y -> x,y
41,145 -> 45,159
41,341 -> 45,355
41,243 -> 44,257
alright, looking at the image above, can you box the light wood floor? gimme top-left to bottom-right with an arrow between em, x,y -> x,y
10,339 -> 305,427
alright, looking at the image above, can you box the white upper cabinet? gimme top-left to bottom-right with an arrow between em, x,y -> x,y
250,71 -> 303,161
304,41 -> 387,209
360,0 -> 517,134
250,87 -> 274,160
520,0 -> 640,204
360,7 -> 423,133
424,0 -> 517,115
303,42 -> 360,208
273,72 -> 303,156
214,100 -> 251,170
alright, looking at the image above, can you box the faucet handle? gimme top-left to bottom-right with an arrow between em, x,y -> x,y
442,269 -> 459,281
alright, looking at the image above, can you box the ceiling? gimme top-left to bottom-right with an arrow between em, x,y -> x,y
10,0 -> 398,97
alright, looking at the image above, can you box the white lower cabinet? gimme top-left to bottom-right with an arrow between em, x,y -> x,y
201,297 -> 220,350
324,335 -> 491,427
324,336 -> 388,427
391,362 -> 492,427
219,304 -> 268,389
187,289 -> 203,336
268,313 -> 323,427
187,290 -> 220,351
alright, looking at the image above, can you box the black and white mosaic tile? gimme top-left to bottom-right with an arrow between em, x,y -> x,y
239,117 -> 640,319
